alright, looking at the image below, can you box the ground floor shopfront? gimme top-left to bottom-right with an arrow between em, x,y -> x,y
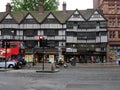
66,51 -> 106,63
25,48 -> 107,64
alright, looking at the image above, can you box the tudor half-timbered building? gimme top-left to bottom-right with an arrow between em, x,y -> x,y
0,3 -> 107,63
66,9 -> 107,63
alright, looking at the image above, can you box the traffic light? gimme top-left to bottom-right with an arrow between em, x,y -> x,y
6,42 -> 10,48
43,39 -> 48,47
1,40 -> 5,48
39,36 -> 44,47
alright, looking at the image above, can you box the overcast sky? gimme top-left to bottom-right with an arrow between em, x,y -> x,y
0,0 -> 93,12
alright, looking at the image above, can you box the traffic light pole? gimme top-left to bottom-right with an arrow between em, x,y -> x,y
39,35 -> 48,71
42,46 -> 45,71
5,39 -> 7,69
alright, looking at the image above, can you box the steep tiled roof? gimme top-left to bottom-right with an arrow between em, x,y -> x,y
52,10 -> 74,23
9,11 -> 28,23
30,11 -> 49,23
0,12 -> 8,22
80,9 -> 95,20
0,9 -> 104,24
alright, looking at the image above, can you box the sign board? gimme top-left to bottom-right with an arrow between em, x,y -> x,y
49,55 -> 54,63
25,55 -> 33,62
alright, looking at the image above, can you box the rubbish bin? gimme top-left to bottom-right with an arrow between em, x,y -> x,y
116,60 -> 120,65
118,60 -> 120,65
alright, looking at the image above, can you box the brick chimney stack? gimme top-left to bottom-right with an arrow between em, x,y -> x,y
6,3 -> 12,13
63,2 -> 66,13
93,0 -> 99,9
39,2 -> 44,13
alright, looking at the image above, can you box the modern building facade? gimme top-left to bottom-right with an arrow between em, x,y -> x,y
93,0 -> 120,61
0,3 -> 107,63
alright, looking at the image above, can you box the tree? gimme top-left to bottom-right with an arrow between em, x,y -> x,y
11,0 -> 59,11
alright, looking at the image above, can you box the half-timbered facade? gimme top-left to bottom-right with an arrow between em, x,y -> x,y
93,0 -> 120,62
66,9 -> 107,63
0,3 -> 107,63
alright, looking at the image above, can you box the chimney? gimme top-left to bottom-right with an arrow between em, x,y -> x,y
93,0 -> 99,9
38,2 -> 44,13
63,2 -> 66,13
6,3 -> 12,13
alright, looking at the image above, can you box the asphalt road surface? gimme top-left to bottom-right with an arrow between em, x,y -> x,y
0,63 -> 120,90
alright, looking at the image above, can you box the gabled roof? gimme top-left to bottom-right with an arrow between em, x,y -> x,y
0,12 -> 19,24
80,9 -> 95,20
52,10 -> 73,23
0,12 -> 7,22
87,9 -> 107,21
30,11 -> 49,23
66,9 -> 86,21
0,9 -> 106,24
10,11 -> 28,23
20,12 -> 39,24
41,12 -> 61,24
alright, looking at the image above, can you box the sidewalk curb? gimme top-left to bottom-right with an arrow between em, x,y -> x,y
36,69 -> 60,73
0,69 -> 10,72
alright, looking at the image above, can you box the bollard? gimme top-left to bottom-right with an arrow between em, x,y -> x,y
51,63 -> 54,72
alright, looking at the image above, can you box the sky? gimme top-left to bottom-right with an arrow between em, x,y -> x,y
0,0 -> 93,12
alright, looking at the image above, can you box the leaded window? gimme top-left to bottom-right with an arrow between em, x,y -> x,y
2,29 -> 15,35
1,19 -> 16,24
109,31 -> 115,39
100,22 -> 107,28
77,32 -> 96,40
22,19 -> 38,24
24,30 -> 37,36
108,18 -> 116,27
66,32 -> 77,36
43,18 -> 59,24
118,31 -> 120,39
44,30 -> 58,36
67,22 -> 74,29
118,18 -> 120,26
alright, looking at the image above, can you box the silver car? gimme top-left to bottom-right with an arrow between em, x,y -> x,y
0,57 -> 19,69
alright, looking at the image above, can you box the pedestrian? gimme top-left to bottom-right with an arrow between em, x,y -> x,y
71,57 -> 76,66
70,57 -> 73,65
109,57 -> 113,63
90,56 -> 94,63
96,56 -> 100,63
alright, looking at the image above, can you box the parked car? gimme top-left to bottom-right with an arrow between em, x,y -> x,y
0,57 -> 22,69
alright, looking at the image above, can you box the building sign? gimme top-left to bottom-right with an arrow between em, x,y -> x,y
49,55 -> 54,63
25,55 -> 33,62
60,55 -> 64,61
108,50 -> 116,60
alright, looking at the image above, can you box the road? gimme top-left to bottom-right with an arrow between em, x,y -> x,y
0,63 -> 120,90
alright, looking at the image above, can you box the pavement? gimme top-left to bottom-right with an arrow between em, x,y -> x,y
0,62 -> 119,72
25,62 -> 119,69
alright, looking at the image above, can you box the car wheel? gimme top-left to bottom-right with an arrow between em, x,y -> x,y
8,64 -> 14,68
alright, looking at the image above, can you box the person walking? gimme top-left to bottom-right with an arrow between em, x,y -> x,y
90,56 -> 94,63
71,57 -> 76,66
109,57 -> 113,63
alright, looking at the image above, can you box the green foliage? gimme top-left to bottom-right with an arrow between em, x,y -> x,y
11,0 -> 59,11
